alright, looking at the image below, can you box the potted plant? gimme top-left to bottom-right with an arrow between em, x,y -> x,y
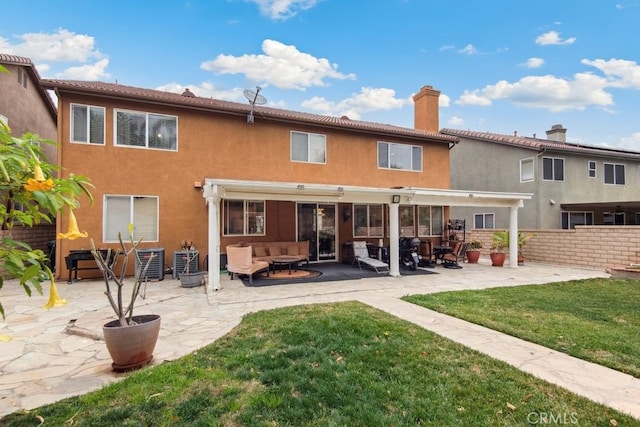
91,225 -> 161,372
466,240 -> 483,263
178,243 -> 205,288
490,231 -> 509,267
517,232 -> 535,265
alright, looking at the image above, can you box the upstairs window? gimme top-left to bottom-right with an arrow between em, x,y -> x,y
223,200 -> 265,236
115,109 -> 177,150
71,104 -> 105,144
378,142 -> 422,171
588,160 -> 596,178
291,131 -> 326,163
604,163 -> 625,185
17,69 -> 28,88
353,204 -> 384,237
520,158 -> 534,182
104,195 -> 158,242
542,157 -> 564,181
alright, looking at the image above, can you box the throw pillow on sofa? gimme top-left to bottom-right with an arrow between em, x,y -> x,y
268,246 -> 281,256
254,246 -> 267,257
287,246 -> 299,256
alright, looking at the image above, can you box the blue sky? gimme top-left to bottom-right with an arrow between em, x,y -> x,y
2,0 -> 640,149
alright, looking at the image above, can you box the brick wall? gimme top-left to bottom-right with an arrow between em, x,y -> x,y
1,225 -> 56,277
468,226 -> 640,270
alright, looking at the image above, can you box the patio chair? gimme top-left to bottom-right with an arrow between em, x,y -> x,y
442,242 -> 468,269
226,245 -> 270,284
352,241 -> 390,274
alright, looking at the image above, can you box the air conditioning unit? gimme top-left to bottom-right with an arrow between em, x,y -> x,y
173,250 -> 199,279
135,248 -> 165,281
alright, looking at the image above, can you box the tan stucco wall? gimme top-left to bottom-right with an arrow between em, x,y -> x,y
54,94 -> 451,278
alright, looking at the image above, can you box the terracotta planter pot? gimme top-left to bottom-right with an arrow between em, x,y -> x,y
466,250 -> 481,264
490,252 -> 506,267
103,314 -> 161,372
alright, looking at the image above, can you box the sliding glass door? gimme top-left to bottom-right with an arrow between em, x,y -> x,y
297,203 -> 337,262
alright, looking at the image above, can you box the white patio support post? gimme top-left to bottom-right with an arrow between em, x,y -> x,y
388,202 -> 400,277
204,184 -> 221,290
508,205 -> 519,269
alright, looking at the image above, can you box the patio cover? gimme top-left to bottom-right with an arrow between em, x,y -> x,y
203,178 -> 532,290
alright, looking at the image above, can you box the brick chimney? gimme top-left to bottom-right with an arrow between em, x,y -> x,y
546,124 -> 567,142
413,85 -> 440,133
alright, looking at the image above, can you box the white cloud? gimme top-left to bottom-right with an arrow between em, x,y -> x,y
459,44 -> 478,55
201,39 -> 356,90
535,30 -> 576,45
620,132 -> 640,149
301,87 -> 410,119
457,72 -> 614,112
582,58 -> 640,89
439,93 -> 450,108
56,58 -> 110,80
447,116 -> 464,126
456,90 -> 492,106
249,0 -> 319,20
524,57 -> 545,68
0,28 -> 102,62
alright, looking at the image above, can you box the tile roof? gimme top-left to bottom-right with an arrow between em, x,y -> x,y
441,128 -> 640,161
40,79 -> 459,144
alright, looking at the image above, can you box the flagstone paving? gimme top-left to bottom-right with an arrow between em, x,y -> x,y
1,260 -> 639,420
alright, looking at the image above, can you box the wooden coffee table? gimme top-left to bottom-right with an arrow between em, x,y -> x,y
271,256 -> 300,274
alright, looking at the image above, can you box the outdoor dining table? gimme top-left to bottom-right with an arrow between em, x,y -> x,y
433,245 -> 453,265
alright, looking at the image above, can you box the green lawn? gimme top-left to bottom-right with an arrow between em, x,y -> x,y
404,278 -> 640,378
2,301 -> 637,426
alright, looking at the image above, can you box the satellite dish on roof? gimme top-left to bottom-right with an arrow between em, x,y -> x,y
243,86 -> 267,123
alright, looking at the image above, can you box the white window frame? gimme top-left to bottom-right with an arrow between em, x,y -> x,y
114,109 -> 178,151
103,195 -> 159,243
290,131 -> 326,164
223,200 -> 266,236
520,157 -> 534,182
378,142 -> 422,172
71,103 -> 105,145
542,157 -> 564,181
353,204 -> 384,238
588,160 -> 596,178
604,163 -> 625,185
474,213 -> 495,229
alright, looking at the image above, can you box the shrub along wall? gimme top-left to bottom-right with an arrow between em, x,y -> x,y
468,226 -> 640,270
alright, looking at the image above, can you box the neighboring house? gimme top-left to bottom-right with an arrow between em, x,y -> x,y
0,53 -> 57,162
0,53 -> 59,271
443,125 -> 640,230
40,80 -> 530,287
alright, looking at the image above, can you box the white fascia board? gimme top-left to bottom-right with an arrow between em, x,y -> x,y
204,178 -> 532,207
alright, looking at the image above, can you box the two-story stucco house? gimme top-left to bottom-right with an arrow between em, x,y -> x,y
40,80 -> 530,289
443,125 -> 640,231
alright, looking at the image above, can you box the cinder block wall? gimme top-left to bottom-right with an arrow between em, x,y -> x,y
468,226 -> 640,270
